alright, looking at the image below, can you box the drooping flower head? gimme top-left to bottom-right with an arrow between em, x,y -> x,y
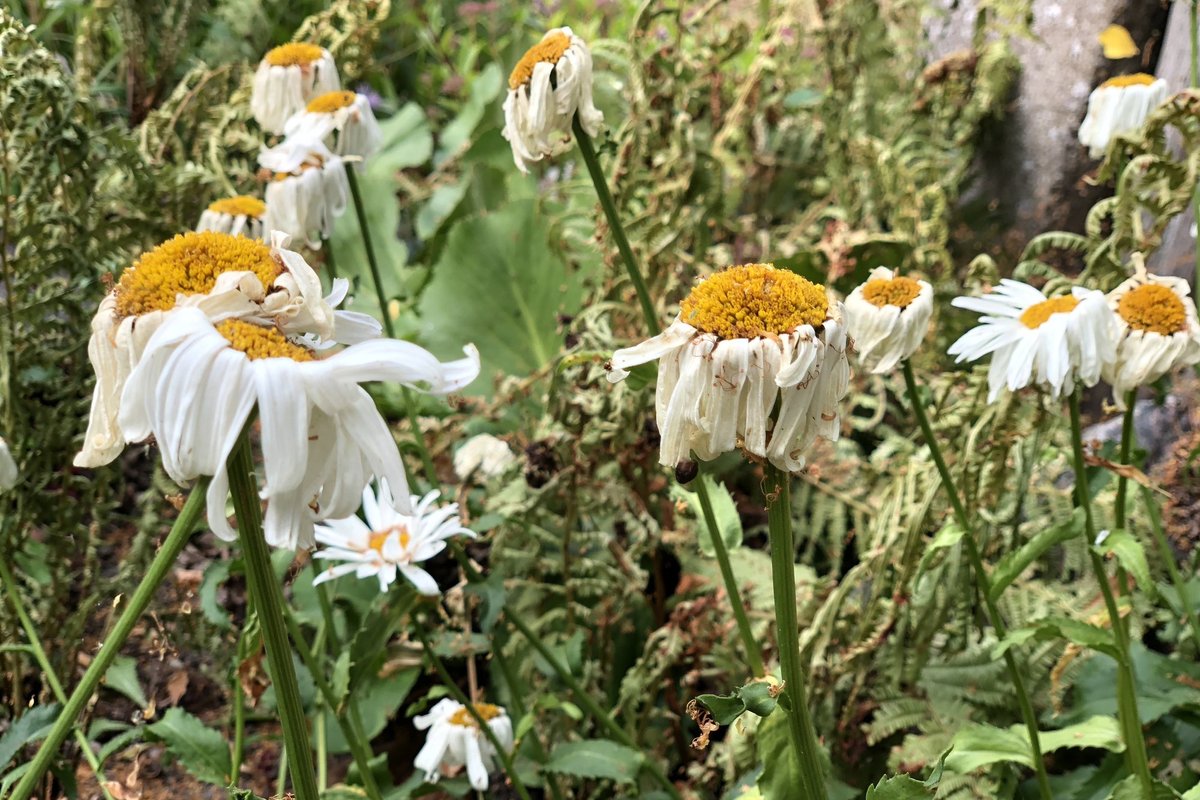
260,138 -> 348,249
1078,73 -> 1168,159
608,263 -> 851,474
251,42 -> 340,135
313,485 -> 475,593
413,698 -> 514,791
278,90 -> 383,162
502,27 -> 604,173
1103,271 -> 1200,407
843,267 -> 934,374
947,279 -> 1116,403
197,196 -> 267,240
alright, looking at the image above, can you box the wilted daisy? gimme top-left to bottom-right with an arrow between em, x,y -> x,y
0,437 -> 15,490
843,267 -> 934,374
1103,271 -> 1200,406
196,196 -> 267,240
312,485 -> 474,593
75,231 -> 334,469
1078,73 -> 1169,159
502,26 -> 604,173
261,140 -> 348,249
948,279 -> 1116,403
607,263 -> 851,473
251,42 -> 340,135
277,90 -> 383,161
413,699 -> 514,791
453,433 -> 515,481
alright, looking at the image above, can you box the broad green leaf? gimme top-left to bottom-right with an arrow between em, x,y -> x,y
1037,716 -> 1125,755
672,473 -> 742,557
543,739 -> 643,783
947,717 -> 1124,773
1108,775 -> 1183,799
329,169 -> 409,306
465,571 -> 507,633
697,681 -> 778,725
1182,783 -> 1200,800
198,559 -> 232,630
865,775 -> 933,799
1095,529 -> 1153,595
322,669 -> 419,754
103,654 -> 148,709
989,510 -> 1083,601
436,63 -> 503,163
993,616 -> 1120,660
1056,642 -> 1200,725
415,182 -> 468,241
0,703 -> 59,771
755,708 -> 799,799
146,707 -> 231,785
372,103 -> 434,173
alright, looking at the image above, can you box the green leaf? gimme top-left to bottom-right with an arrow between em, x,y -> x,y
415,182 -> 468,241
946,717 -> 1124,773
331,650 -> 351,708
865,775 -> 934,799
145,707 -> 231,785
436,63 -> 503,163
1056,642 -> 1200,725
672,473 -> 742,557
1107,775 -> 1183,800
1037,716 -> 1125,755
697,681 -> 778,725
322,669 -> 419,755
756,707 -> 801,799
0,703 -> 59,771
198,560 -> 232,630
330,169 -> 409,306
103,654 -> 148,709
465,572 -> 507,633
993,617 -> 1120,660
989,509 -> 1083,601
373,103 -> 434,173
1095,529 -> 1153,595
543,739 -> 643,784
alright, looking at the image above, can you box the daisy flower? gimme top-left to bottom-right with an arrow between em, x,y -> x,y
1103,270 -> 1200,406
251,42 -> 340,135
277,90 -> 383,162
312,485 -> 475,593
843,267 -> 934,374
196,196 -> 267,240
452,433 -> 515,481
607,263 -> 851,474
947,279 -> 1117,403
502,26 -> 604,173
1078,73 -> 1168,159
0,437 -> 16,490
413,699 -> 514,791
261,139 -> 348,249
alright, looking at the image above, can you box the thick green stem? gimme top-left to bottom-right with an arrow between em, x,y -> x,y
227,433 -> 320,800
1068,392 -> 1153,795
343,164 -> 395,339
9,480 -> 208,800
902,362 -> 1053,800
1142,485 -> 1200,655
572,116 -> 659,335
695,475 -> 765,677
763,464 -> 826,799
1114,391 -> 1136,533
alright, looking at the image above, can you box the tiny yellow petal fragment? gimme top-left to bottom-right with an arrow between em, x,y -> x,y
1099,25 -> 1139,60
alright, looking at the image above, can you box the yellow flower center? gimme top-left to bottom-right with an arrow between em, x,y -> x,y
206,196 -> 266,218
216,319 -> 314,362
449,703 -> 504,728
679,263 -> 829,340
114,232 -> 281,318
367,525 -> 410,553
1018,295 -> 1079,329
264,43 -> 324,67
508,31 -> 572,89
1100,73 -> 1157,89
306,90 -> 357,113
861,276 -> 922,309
1117,283 -> 1187,335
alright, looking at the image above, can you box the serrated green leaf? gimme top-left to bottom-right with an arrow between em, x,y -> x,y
989,510 -> 1083,600
0,703 -> 59,772
993,616 -> 1120,660
146,707 -> 231,785
697,680 -> 778,726
1095,529 -> 1153,596
543,739 -> 643,783
947,716 -> 1124,773
865,775 -> 934,799
103,654 -> 148,709
672,473 -> 742,557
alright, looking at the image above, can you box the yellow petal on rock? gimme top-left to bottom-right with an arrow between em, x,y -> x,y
1099,24 -> 1139,59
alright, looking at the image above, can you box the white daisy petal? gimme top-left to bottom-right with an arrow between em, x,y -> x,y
1103,271 -> 1200,407
251,44 -> 340,135
411,699 -> 512,790
1079,75 -> 1168,159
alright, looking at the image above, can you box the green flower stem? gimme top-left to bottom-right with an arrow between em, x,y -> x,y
493,647 -> 567,800
1067,391 -> 1153,795
1111,391 -> 1138,637
571,116 -> 659,336
0,560 -> 117,800
417,632 -> 533,800
695,475 -> 765,677
320,235 -> 339,282
9,479 -> 208,800
231,671 -> 246,782
902,362 -> 1053,800
227,432 -> 320,800
1142,484 -> 1200,654
762,464 -> 826,799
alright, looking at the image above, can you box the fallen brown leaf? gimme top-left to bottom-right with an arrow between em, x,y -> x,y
165,670 -> 188,707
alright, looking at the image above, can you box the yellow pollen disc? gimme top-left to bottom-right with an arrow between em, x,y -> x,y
449,703 -> 504,728
306,90 -> 357,113
508,31 -> 572,89
114,231 -> 280,318
679,263 -> 829,340
1101,73 -> 1157,89
367,526 -> 410,553
1117,283 -> 1187,335
1018,295 -> 1079,329
216,319 -> 314,362
861,276 -> 922,309
264,42 -> 324,67
207,195 -> 266,218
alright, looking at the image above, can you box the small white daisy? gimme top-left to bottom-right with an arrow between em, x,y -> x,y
276,90 -> 383,162
413,698 -> 514,791
843,267 -> 934,374
260,139 -> 348,249
1078,73 -> 1168,159
452,434 -> 515,481
947,279 -> 1117,403
502,27 -> 604,173
1103,270 -> 1200,406
312,485 -> 474,593
251,42 -> 340,135
196,196 -> 267,240
0,437 -> 16,490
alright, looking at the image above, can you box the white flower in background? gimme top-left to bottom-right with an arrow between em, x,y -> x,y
117,307 -> 479,550
312,485 -> 475,592
607,263 -> 851,474
196,196 -> 267,240
413,699 -> 514,791
75,231 -> 335,468
251,42 -> 340,135
948,279 -> 1117,403
261,139 -> 349,249
0,437 -> 16,490
1103,270 -> 1200,407
1078,73 -> 1168,159
453,434 -> 515,481
843,267 -> 934,374
277,90 -> 383,162
502,26 -> 604,173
